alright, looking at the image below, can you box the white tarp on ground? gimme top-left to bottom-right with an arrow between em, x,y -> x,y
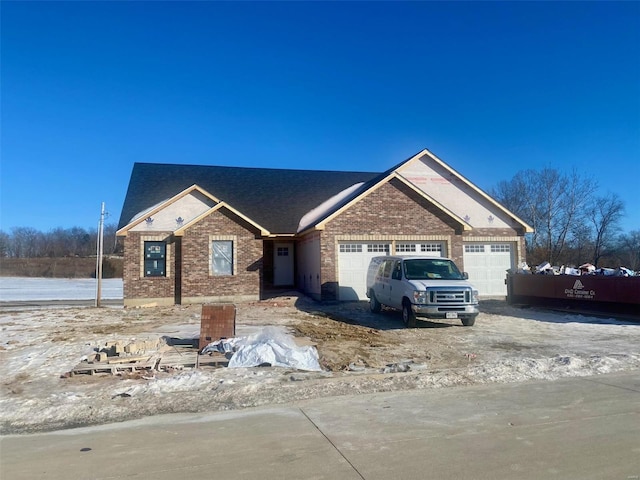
203,326 -> 321,371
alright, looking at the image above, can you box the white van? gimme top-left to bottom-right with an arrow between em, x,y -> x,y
366,256 -> 479,327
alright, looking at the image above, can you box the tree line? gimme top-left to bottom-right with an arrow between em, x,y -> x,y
491,168 -> 639,270
0,224 -> 121,259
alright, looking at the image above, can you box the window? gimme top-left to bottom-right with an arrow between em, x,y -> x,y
404,259 -> 464,280
144,241 -> 166,277
212,240 -> 233,275
367,244 -> 389,253
396,244 -> 417,253
340,243 -> 362,253
382,260 -> 393,278
391,261 -> 402,280
277,246 -> 289,256
465,245 -> 485,253
420,243 -> 442,254
491,244 -> 511,253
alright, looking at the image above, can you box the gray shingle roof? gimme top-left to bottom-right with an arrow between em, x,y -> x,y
118,163 -> 381,233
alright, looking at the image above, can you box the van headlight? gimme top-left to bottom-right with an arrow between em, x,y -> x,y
473,289 -> 479,303
413,291 -> 428,304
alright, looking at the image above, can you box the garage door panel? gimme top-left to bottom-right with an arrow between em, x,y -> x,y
463,243 -> 514,296
338,243 -> 389,301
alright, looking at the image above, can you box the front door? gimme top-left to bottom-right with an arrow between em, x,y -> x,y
274,242 -> 294,286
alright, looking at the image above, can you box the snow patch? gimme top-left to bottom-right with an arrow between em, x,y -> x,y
0,277 -> 123,301
297,182 -> 365,232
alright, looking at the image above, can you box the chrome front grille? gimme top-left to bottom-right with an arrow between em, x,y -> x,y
431,289 -> 470,304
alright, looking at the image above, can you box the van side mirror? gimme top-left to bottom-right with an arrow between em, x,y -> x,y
462,272 -> 469,280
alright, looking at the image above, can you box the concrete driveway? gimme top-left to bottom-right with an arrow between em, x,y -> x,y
2,371 -> 639,480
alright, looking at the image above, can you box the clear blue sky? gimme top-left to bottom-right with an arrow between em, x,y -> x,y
2,1 -> 639,233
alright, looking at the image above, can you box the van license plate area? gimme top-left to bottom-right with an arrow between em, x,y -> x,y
446,312 -> 458,319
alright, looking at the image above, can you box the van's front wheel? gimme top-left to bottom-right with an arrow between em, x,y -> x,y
461,315 -> 476,327
402,301 -> 417,328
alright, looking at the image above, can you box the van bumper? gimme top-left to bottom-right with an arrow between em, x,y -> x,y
412,304 -> 479,318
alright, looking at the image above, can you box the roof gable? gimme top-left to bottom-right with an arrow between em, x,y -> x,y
300,171 -> 472,234
296,148 -> 531,233
174,201 -> 269,237
397,149 -> 533,232
116,185 -> 219,236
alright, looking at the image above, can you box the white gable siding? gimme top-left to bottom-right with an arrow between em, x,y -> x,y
397,156 -> 513,229
131,191 -> 217,232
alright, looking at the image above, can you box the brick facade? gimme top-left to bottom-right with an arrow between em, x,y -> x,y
319,179 -> 461,300
179,209 -> 262,303
122,209 -> 263,307
123,231 -> 176,306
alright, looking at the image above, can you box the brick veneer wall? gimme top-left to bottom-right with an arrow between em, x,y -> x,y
262,240 -> 274,288
319,179 -> 462,300
179,208 -> 262,302
123,231 -> 175,306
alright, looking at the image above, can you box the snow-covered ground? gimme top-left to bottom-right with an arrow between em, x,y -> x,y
0,280 -> 639,435
0,277 -> 123,301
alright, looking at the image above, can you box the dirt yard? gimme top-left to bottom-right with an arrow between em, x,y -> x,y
1,293 -> 639,434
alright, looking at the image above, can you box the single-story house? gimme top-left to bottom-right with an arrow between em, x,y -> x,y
117,148 -> 533,307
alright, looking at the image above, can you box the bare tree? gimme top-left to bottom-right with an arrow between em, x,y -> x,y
102,223 -> 120,255
587,193 -> 625,266
67,227 -> 94,257
0,230 -> 10,257
617,230 -> 640,271
554,169 -> 596,264
491,167 -> 596,265
566,222 -> 594,266
10,227 -> 42,258
493,171 -> 540,248
46,227 -> 70,257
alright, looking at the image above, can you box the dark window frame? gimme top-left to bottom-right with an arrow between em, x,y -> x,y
144,241 -> 166,277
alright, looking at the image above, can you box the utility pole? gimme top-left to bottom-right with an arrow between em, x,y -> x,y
95,202 -> 105,307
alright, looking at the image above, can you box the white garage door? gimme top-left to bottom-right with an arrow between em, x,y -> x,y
338,243 -> 389,300
338,242 -> 443,301
463,243 -> 514,296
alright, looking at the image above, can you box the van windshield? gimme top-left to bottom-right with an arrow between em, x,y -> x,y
403,259 -> 464,280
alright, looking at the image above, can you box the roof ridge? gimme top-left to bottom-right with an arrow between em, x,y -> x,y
131,161 -> 378,176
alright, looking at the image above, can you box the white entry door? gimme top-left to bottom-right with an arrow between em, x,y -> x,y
274,242 -> 294,286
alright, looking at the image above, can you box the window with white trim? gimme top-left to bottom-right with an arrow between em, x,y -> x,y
420,243 -> 442,253
212,240 -> 233,275
367,244 -> 389,253
340,244 -> 362,253
396,244 -> 417,253
491,244 -> 511,253
465,245 -> 486,253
